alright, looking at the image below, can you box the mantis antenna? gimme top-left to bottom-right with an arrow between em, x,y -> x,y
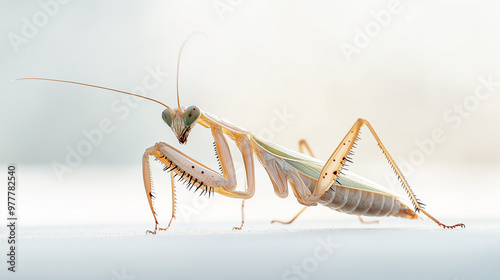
12,77 -> 174,113
13,31 -> 207,115
175,31 -> 206,112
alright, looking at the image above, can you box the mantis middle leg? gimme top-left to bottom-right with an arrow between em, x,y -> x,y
271,139 -> 313,224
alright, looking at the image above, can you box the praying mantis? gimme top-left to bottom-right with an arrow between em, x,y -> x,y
16,34 -> 464,234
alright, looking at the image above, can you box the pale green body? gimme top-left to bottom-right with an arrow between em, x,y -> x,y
251,136 -> 416,219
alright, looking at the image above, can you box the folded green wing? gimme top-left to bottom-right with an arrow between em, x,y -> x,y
252,136 -> 399,197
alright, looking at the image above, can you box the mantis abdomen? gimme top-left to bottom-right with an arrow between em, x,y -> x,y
253,136 -> 418,221
318,185 -> 418,219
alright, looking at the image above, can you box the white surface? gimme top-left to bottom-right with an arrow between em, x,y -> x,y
1,222 -> 499,280
0,165 -> 499,279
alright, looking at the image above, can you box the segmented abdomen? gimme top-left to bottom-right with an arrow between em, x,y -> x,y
318,185 -> 417,220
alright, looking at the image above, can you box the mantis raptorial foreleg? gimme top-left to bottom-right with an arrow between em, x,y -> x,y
142,124 -> 255,233
142,148 -> 177,234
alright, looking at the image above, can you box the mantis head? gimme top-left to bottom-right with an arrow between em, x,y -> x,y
162,106 -> 201,144
14,32 -> 206,145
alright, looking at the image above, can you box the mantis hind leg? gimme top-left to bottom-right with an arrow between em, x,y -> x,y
271,139 -> 379,225
358,216 -> 379,224
302,118 -> 463,229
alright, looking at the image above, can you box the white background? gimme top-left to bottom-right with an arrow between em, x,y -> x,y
1,1 -> 500,279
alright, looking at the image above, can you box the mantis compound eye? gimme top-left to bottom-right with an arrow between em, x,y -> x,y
183,105 -> 201,126
162,109 -> 173,127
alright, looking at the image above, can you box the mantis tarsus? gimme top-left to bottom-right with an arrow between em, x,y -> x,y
15,34 -> 465,233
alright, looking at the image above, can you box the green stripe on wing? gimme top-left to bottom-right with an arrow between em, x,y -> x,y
252,136 -> 399,197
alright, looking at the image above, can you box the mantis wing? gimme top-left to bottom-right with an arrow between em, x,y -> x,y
252,136 -> 402,198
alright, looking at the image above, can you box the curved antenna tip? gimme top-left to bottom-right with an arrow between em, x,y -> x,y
176,31 -> 207,112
